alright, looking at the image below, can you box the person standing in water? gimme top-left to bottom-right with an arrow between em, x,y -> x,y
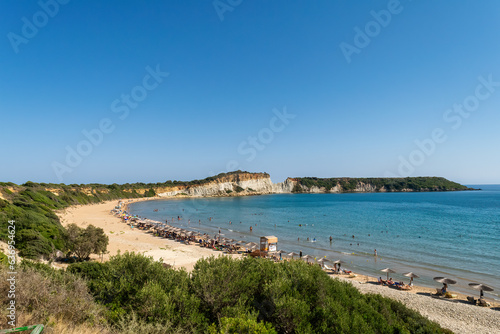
374,249 -> 377,257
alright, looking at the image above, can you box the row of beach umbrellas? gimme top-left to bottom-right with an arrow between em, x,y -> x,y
381,268 -> 494,298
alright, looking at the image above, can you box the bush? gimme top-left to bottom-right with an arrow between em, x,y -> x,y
0,263 -> 106,328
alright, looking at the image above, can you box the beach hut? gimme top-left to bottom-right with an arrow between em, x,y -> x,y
260,236 -> 278,252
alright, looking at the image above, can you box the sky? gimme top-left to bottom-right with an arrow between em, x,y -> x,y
1,0 -> 500,185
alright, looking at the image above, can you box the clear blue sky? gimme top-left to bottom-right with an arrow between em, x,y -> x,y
1,0 -> 499,185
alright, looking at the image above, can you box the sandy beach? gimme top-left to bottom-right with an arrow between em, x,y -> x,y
57,198 -> 240,271
57,199 -> 500,334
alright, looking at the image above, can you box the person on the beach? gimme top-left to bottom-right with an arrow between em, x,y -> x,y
374,249 -> 377,257
329,236 -> 333,242
441,283 -> 447,294
299,250 -> 302,257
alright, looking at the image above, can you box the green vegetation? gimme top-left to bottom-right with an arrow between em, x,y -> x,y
294,177 -> 471,192
66,224 -> 109,261
235,186 -> 245,193
0,253 -> 451,333
0,250 -> 7,265
0,183 -> 141,259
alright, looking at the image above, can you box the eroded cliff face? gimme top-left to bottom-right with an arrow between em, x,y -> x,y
157,174 -> 296,197
156,176 -> 408,198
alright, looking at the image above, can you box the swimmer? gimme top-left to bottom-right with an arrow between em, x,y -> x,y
374,249 -> 377,257
329,236 -> 333,242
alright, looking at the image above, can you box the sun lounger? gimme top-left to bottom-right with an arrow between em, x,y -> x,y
478,298 -> 491,307
323,265 -> 335,273
467,296 -> 476,305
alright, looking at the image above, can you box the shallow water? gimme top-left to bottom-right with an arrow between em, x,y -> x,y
128,185 -> 500,300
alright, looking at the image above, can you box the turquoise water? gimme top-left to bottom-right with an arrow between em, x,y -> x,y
129,185 -> 500,300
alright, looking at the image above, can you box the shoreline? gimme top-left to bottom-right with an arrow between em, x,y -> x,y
57,199 -> 500,334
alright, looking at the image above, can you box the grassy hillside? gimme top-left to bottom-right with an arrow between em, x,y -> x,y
293,177 -> 471,192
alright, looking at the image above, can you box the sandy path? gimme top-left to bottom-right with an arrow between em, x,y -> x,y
57,199 -> 240,271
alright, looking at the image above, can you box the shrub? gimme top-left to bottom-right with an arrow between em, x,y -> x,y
66,224 -> 109,261
0,263 -> 106,328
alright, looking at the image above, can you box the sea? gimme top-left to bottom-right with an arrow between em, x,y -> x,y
128,185 -> 500,300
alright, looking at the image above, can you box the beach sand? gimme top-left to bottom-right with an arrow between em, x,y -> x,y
335,274 -> 500,334
57,199 -> 500,333
57,198 -> 240,271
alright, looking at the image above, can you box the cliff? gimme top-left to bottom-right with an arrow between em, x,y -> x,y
156,175 -> 472,197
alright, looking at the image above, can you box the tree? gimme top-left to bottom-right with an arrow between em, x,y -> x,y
66,224 -> 108,261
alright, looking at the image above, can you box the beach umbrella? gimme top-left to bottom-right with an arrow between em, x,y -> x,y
316,258 -> 330,268
403,272 -> 419,285
301,254 -> 315,263
381,268 -> 396,280
245,242 -> 258,248
433,277 -> 457,285
287,252 -> 300,259
468,283 -> 494,298
235,240 -> 246,244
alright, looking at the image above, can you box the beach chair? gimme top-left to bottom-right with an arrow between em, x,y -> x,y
477,298 -> 491,307
323,265 -> 335,273
466,296 -> 476,305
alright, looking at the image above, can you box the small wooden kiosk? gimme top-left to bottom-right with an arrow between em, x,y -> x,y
260,236 -> 278,253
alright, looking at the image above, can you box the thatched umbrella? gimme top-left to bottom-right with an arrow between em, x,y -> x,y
403,272 -> 419,285
433,277 -> 456,293
468,283 -> 494,298
381,268 -> 396,280
287,252 -> 300,259
433,277 -> 457,285
316,257 -> 330,268
301,254 -> 315,263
